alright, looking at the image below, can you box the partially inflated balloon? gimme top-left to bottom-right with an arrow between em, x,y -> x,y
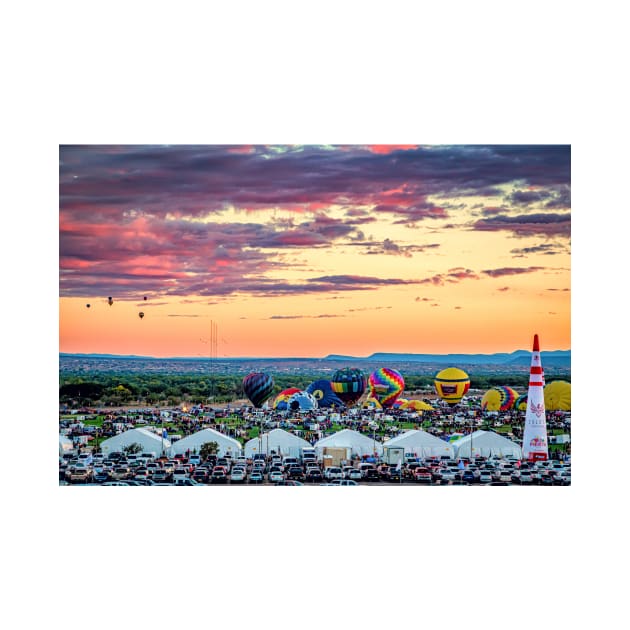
273,387 -> 302,410
368,368 -> 405,408
331,368 -> 367,405
515,393 -> 528,411
306,380 -> 345,408
434,367 -> 470,406
242,372 -> 275,408
392,398 -> 409,409
401,399 -> 434,412
481,386 -> 518,411
288,391 -> 318,411
362,396 -> 383,409
544,380 -> 571,411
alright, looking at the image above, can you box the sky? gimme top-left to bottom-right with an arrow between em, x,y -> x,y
59,144 -> 571,357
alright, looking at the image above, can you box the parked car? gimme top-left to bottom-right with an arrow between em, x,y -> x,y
230,469 -> 247,483
347,469 -> 362,482
274,480 -> 304,486
364,469 -> 381,482
305,469 -> 323,483
269,470 -> 284,483
249,471 -> 263,484
192,469 -> 209,483
327,479 -> 359,486
414,467 -> 432,483
211,469 -> 228,484
324,467 -> 343,480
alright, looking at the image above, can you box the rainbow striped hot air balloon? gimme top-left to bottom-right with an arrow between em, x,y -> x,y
481,386 -> 518,412
273,388 -> 301,410
434,367 -> 470,406
368,368 -> 405,408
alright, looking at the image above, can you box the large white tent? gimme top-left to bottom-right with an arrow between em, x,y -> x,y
384,430 -> 454,458
100,428 -> 171,456
314,429 -> 383,458
168,428 -> 242,458
453,430 -> 522,459
244,428 -> 311,458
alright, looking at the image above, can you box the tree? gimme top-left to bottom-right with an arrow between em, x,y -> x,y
200,441 -> 219,460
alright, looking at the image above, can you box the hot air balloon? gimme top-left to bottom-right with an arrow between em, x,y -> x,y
306,379 -> 345,408
368,368 -> 405,408
138,312 -> 145,319
273,387 -> 302,410
392,398 -> 409,409
86,304 -> 91,308
481,386 -> 518,411
331,368 -> 367,406
362,396 -> 383,409
107,297 -> 114,306
544,380 -> 571,411
515,393 -> 528,411
434,367 -> 470,406
242,372 -> 275,408
401,399 -> 434,412
143,296 -> 148,301
287,391 -> 318,411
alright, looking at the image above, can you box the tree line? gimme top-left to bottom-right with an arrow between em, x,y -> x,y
58,372 -> 543,407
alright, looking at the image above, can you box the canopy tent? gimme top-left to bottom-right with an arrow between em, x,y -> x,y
453,430 -> 522,459
314,428 -> 383,458
384,430 -> 454,458
99,427 -> 171,456
59,435 -> 74,456
244,428 -> 311,458
168,428 -> 242,458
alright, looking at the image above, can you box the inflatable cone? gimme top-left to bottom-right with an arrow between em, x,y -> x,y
522,334 -> 549,461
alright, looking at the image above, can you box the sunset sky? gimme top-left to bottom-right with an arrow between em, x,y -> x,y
59,144 -> 571,358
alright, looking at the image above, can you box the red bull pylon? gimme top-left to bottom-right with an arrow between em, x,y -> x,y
522,334 -> 549,461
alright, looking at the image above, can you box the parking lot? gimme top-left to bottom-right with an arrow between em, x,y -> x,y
59,450 -> 570,486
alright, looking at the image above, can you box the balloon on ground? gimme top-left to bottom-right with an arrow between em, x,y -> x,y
242,372 -> 275,408
544,380 -> 571,411
287,391 -> 318,411
368,368 -> 405,408
434,367 -> 470,405
331,368 -> 367,406
481,386 -> 518,411
306,380 -> 345,408
273,388 -> 302,410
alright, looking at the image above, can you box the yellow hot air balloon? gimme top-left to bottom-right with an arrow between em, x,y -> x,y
544,380 -> 571,411
401,399 -> 434,412
481,386 -> 518,411
434,367 -> 470,406
362,396 -> 383,409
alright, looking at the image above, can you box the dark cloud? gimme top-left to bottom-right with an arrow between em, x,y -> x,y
472,212 -> 571,238
267,314 -> 345,320
364,239 -> 441,257
419,268 -> 480,285
510,243 -> 567,257
497,287 -> 510,292
482,266 -> 544,277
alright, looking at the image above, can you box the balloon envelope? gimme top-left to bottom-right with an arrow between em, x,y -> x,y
306,380 -> 345,408
434,367 -> 470,406
368,368 -> 404,408
139,312 -> 144,319
287,391 -> 318,411
242,372 -> 275,408
544,380 -> 571,411
362,396 -> 383,409
481,386 -> 518,411
331,368 -> 367,405
401,399 -> 434,412
515,393 -> 528,411
273,387 -> 302,410
107,297 -> 114,306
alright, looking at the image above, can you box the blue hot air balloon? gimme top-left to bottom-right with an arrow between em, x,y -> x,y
306,379 -> 346,408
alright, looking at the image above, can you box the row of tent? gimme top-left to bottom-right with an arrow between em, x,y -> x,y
84,426 -> 523,460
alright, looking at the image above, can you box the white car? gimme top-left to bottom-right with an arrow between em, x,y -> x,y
479,471 -> 493,484
439,469 -> 457,482
347,469 -> 362,481
269,470 -> 284,483
324,467 -> 344,480
230,469 -> 246,483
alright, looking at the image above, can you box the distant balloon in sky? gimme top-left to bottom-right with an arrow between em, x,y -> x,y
368,368 -> 405,408
242,372 -> 275,408
139,312 -> 145,319
107,297 -> 114,306
86,304 -> 91,308
434,367 -> 470,406
143,296 -> 148,301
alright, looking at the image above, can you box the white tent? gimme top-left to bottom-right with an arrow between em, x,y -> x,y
168,428 -> 242,458
100,427 -> 171,456
59,435 -> 74,456
244,428 -> 311,458
453,430 -> 522,459
314,428 -> 383,457
384,430 -> 454,458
